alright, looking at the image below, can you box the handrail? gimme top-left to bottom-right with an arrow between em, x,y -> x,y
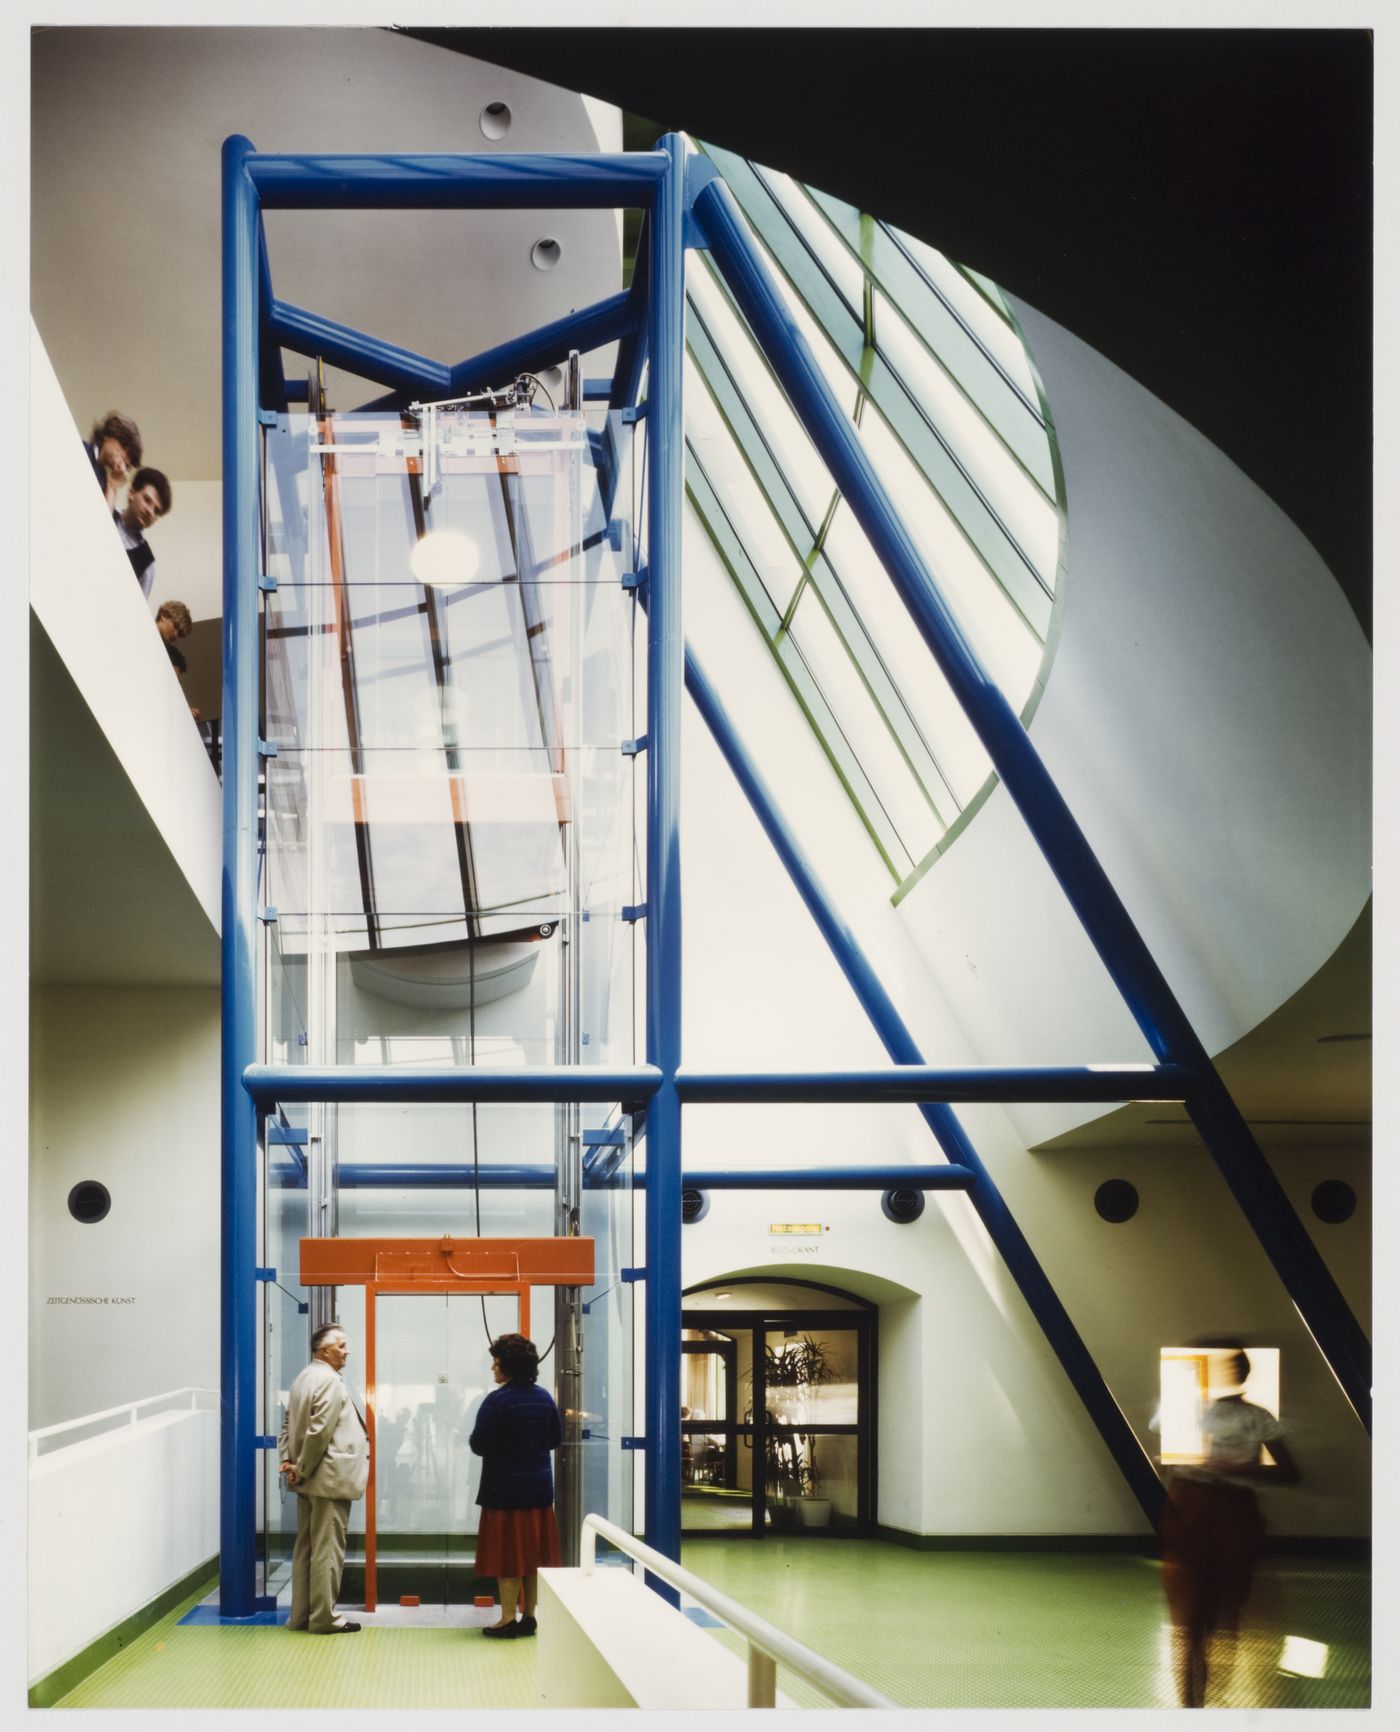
28,1386 -> 218,1462
579,1513 -> 894,1709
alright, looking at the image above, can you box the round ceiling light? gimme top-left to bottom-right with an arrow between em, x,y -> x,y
410,529 -> 481,588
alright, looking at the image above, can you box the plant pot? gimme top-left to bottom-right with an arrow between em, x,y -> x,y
796,1496 -> 832,1528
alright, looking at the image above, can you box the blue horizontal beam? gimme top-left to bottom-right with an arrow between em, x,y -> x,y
267,299 -> 450,395
272,1162 -> 977,1191
246,152 -> 668,211
696,173 -> 1371,1435
675,1065 -> 1193,1105
242,1064 -> 663,1104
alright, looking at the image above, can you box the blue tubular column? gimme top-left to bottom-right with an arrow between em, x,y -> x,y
695,178 -> 1371,1434
682,644 -> 1165,1524
641,135 -> 688,1583
220,134 -> 262,1616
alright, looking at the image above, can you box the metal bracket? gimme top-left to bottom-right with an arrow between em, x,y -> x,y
621,735 -> 647,757
621,904 -> 647,923
621,562 -> 647,592
608,518 -> 629,553
621,1267 -> 645,1283
258,739 -> 279,759
621,1436 -> 645,1451
255,1595 -> 279,1613
255,1268 -> 276,1283
621,402 -> 648,425
583,378 -> 612,403
254,1435 -> 278,1450
268,1125 -> 308,1146
258,907 -> 279,925
258,574 -> 279,593
256,408 -> 279,428
582,1128 -> 627,1148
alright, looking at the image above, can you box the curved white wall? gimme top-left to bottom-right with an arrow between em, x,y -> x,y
896,298 -> 1371,1147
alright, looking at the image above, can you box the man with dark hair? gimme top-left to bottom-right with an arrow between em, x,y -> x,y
278,1323 -> 370,1634
85,411 -> 143,508
113,467 -> 172,598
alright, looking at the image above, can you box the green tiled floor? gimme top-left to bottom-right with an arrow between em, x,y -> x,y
52,1543 -> 1369,1710
685,1540 -> 1371,1711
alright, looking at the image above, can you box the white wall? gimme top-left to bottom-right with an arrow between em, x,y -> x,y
29,986 -> 221,1430
29,1402 -> 218,1684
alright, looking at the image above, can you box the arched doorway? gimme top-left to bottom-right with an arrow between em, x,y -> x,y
681,1278 -> 875,1538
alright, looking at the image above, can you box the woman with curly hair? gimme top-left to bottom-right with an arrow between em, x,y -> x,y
469,1333 -> 563,1638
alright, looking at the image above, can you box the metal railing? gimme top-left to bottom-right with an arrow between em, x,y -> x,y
28,1387 -> 219,1465
579,1513 -> 895,1709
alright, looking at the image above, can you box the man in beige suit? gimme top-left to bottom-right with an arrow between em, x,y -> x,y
278,1323 -> 370,1634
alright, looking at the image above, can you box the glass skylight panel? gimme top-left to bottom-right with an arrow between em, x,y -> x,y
822,506 -> 998,807
689,260 -> 835,529
784,589 -> 940,864
873,289 -> 1060,591
894,227 -> 1041,404
684,351 -> 806,614
684,143 -> 1064,885
753,165 -> 867,318
855,406 -> 1043,691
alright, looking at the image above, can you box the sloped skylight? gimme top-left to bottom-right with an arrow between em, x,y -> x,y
685,142 -> 1064,887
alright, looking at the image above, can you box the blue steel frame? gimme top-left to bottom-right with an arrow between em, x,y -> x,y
221,133 -> 1368,1616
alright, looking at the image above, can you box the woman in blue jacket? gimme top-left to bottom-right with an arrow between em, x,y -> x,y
470,1333 -> 563,1638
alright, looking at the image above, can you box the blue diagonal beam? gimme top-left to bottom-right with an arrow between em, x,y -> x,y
447,290 -> 636,397
351,289 -> 639,412
267,300 -> 450,396
680,641 -> 1165,1526
695,174 -> 1371,1435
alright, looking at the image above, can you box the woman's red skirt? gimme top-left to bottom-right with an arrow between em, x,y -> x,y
474,1505 -> 562,1578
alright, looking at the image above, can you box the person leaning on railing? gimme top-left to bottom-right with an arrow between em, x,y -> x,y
85,411 -> 143,510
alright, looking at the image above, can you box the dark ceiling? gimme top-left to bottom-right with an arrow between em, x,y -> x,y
401,27 -> 1372,637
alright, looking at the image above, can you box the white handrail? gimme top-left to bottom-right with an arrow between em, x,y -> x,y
28,1387 -> 218,1462
579,1512 -> 895,1709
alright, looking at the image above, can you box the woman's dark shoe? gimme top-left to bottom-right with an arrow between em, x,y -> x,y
481,1622 -> 518,1639
517,1616 -> 537,1637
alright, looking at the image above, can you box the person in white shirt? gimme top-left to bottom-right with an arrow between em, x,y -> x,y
1158,1345 -> 1300,1707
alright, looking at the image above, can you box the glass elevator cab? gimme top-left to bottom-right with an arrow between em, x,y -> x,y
254,392 -> 642,1606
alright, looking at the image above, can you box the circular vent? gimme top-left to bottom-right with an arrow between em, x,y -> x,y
881,1187 -> 924,1224
1311,1179 -> 1356,1224
681,1187 -> 709,1225
68,1180 -> 112,1224
1094,1179 -> 1139,1223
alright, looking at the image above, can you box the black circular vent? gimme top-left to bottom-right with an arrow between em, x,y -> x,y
1311,1179 -> 1356,1224
881,1187 -> 925,1224
681,1187 -> 709,1224
1094,1179 -> 1139,1223
68,1181 -> 111,1224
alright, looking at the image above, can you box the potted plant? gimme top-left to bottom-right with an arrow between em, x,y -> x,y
762,1335 -> 835,1530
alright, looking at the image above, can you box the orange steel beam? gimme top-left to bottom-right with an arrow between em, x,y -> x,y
299,1234 -> 595,1289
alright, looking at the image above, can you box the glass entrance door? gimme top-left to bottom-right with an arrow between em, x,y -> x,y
367,1292 -> 520,1604
681,1301 -> 874,1537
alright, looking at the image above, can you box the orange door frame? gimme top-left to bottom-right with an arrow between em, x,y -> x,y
298,1236 -> 595,1612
